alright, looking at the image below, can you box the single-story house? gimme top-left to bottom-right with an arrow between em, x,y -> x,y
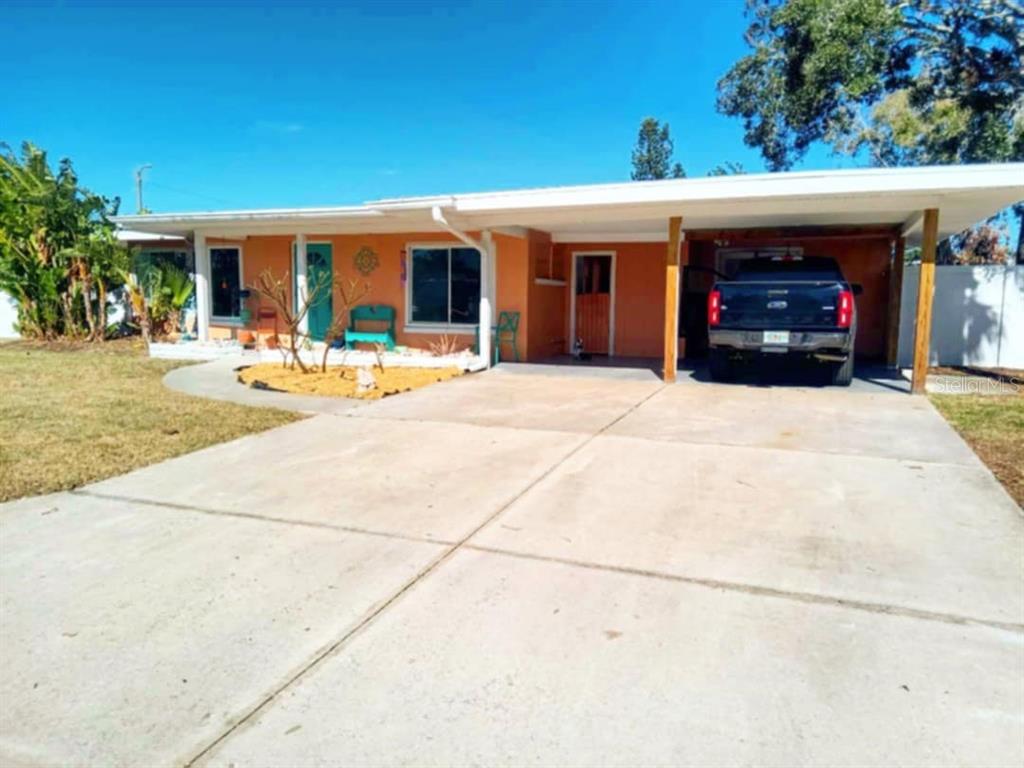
114,163 -> 1023,393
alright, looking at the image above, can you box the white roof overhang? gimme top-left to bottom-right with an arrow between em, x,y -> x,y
113,163 -> 1023,246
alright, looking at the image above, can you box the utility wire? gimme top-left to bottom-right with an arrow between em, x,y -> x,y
147,181 -> 233,207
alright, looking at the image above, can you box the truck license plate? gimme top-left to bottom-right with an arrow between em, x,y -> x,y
762,331 -> 790,344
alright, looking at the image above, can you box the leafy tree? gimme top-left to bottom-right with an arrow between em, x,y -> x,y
631,117 -> 687,180
717,0 -> 1024,262
0,142 -> 129,339
708,161 -> 747,176
940,222 -> 1012,265
717,0 -> 1024,170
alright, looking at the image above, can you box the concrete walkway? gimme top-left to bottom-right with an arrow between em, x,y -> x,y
1,369 -> 1021,767
162,356 -> 362,414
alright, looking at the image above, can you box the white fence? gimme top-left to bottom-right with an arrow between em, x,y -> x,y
898,264 -> 1024,369
0,291 -> 18,338
0,290 -> 128,339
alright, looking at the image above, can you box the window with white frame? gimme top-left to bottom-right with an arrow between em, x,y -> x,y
210,246 -> 242,319
408,246 -> 481,326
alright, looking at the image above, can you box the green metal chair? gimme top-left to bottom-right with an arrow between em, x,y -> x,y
495,311 -> 520,363
475,311 -> 521,364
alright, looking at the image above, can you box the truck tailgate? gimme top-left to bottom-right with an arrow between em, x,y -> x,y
718,281 -> 841,330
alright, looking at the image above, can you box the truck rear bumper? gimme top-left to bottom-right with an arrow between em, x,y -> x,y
709,329 -> 851,354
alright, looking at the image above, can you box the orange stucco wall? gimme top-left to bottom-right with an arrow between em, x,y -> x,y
208,232 -> 531,358
525,229 -> 567,359
494,233 -> 529,360
206,231 -> 892,362
552,241 -> 668,358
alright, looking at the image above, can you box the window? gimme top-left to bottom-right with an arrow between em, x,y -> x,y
210,247 -> 241,319
409,246 -> 480,325
135,249 -> 193,278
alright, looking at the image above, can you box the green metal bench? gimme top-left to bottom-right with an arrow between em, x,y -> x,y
342,304 -> 396,350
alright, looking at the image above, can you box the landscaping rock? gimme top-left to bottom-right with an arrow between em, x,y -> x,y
356,367 -> 378,394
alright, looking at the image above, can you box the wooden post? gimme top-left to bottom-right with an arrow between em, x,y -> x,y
885,236 -> 905,367
663,216 -> 682,382
911,209 -> 939,394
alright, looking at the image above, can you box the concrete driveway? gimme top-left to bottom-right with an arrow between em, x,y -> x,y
2,366 -> 1021,767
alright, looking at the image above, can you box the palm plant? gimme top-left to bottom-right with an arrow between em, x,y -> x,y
121,270 -> 152,345
152,265 -> 194,336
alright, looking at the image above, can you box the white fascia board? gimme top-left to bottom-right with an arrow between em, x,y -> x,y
115,229 -> 188,242
116,203 -> 373,223
112,205 -> 388,235
111,163 -> 1023,238
441,164 -> 1024,215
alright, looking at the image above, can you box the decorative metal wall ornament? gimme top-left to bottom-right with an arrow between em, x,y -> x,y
354,246 -> 380,276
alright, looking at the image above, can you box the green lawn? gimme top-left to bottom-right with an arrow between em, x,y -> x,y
0,339 -> 300,503
930,393 -> 1024,508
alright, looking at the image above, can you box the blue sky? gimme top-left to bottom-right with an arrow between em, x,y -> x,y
4,0 -> 854,213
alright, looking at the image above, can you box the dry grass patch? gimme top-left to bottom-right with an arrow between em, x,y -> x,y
930,392 -> 1024,508
238,363 -> 462,399
0,340 -> 299,502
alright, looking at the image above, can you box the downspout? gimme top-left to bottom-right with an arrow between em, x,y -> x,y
193,230 -> 211,342
431,205 -> 492,368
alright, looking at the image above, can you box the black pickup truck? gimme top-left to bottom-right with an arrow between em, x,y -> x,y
706,256 -> 860,386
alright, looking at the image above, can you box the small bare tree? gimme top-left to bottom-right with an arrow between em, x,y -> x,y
319,277 -> 371,372
251,268 -> 332,373
372,341 -> 387,372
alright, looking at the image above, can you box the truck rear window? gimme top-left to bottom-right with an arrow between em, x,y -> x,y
734,257 -> 843,282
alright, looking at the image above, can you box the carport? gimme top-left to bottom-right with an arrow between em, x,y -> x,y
407,164 -> 1020,393
114,164 -> 1023,393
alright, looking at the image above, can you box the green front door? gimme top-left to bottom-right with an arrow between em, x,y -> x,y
294,243 -> 333,341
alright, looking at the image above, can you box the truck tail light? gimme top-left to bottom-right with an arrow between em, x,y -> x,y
708,290 -> 722,327
837,290 -> 854,328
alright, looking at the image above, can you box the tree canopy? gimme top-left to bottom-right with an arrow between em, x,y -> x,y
631,117 -> 687,180
707,161 -> 747,176
0,142 -> 129,339
717,0 -> 1024,171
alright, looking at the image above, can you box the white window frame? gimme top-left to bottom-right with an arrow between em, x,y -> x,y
569,250 -> 617,356
209,244 -> 244,324
404,242 -> 481,335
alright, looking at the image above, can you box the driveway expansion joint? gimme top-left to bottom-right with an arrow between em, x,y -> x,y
182,383 -> 666,767
70,490 -> 454,548
464,544 -> 1024,634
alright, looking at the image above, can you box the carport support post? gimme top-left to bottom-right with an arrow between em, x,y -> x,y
193,230 -> 210,342
663,216 -> 683,382
911,209 -> 939,394
886,236 -> 905,367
